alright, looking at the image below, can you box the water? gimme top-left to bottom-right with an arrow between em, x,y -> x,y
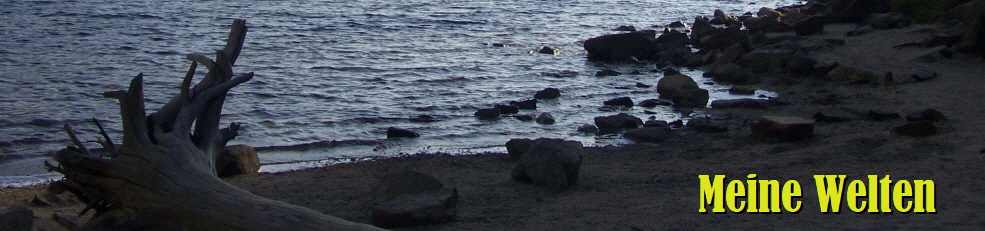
0,0 -> 799,186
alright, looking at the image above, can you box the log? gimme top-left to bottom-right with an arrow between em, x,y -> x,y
45,19 -> 382,231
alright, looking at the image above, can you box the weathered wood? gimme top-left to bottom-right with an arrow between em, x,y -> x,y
47,19 -> 383,231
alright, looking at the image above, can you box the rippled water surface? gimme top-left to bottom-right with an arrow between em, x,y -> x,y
0,0 -> 799,185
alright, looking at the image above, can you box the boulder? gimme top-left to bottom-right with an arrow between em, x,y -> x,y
635,82 -> 652,88
751,116 -> 815,141
577,124 -> 600,134
866,109 -> 900,121
538,46 -> 559,55
940,0 -> 985,25
924,23 -> 967,47
373,170 -> 444,202
510,99 -> 537,110
372,187 -> 458,228
710,99 -> 771,109
913,46 -> 953,62
505,138 -> 534,161
687,117 -> 728,133
534,87 -> 561,99
736,45 -> 801,73
515,114 -> 535,122
536,112 -> 556,125
813,112 -> 851,123
216,145 -> 261,178
729,86 -> 757,95
0,206 -> 32,231
784,55 -> 819,75
892,121 -> 937,137
656,30 -> 691,48
905,109 -> 947,122
603,97 -> 634,108
657,73 -> 699,98
584,31 -> 658,61
711,9 -> 740,25
643,120 -> 670,128
511,138 -> 584,192
691,16 -> 715,41
668,21 -> 688,28
793,15 -> 826,36
614,25 -> 637,31
624,126 -> 673,143
825,0 -> 892,23
758,7 -> 783,19
826,66 -> 880,82
861,12 -> 912,29
744,17 -> 789,32
495,104 -> 520,114
595,69 -> 621,76
699,26 -> 748,51
714,43 -> 746,65
594,113 -> 644,134
386,127 -> 421,139
705,63 -> 756,83
474,108 -> 502,119
637,99 -> 673,108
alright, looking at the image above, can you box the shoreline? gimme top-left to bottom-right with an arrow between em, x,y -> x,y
5,1 -> 985,230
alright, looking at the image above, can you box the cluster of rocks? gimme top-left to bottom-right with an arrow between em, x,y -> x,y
371,170 -> 458,228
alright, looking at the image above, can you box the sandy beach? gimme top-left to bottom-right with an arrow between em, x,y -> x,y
4,2 -> 985,230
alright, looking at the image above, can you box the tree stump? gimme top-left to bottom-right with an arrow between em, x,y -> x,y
45,19 -> 382,231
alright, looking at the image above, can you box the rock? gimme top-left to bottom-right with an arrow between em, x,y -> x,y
577,124 -> 599,134
656,73 -> 699,98
373,170 -> 444,202
924,24 -> 967,47
624,126 -> 673,143
784,55 -> 819,75
846,26 -> 875,36
758,7 -> 783,19
656,30 -> 691,48
866,109 -> 900,121
594,113 -> 644,134
505,138 -> 534,161
511,138 -> 584,192
386,127 -> 420,139
672,85 -> 710,108
825,0 -> 892,23
892,121 -> 937,137
826,66 -> 880,82
603,97 -> 634,108
614,25 -> 637,31
729,86 -> 757,95
372,187 -> 458,228
861,12 -> 911,29
715,43 -> 745,65
905,109 -> 947,122
635,82 -> 652,88
474,108 -> 502,119
793,15 -> 826,36
736,45 -> 801,73
711,9 -> 740,25
710,99 -> 771,109
687,117 -> 728,133
595,69 -> 621,76
913,46 -> 951,62
510,99 -> 537,110
495,104 -> 520,114
940,0 -> 985,25
691,16 -> 715,41
824,38 -> 847,45
515,114 -> 535,122
584,31 -> 658,61
538,46 -> 559,55
0,206 -> 32,231
744,17 -> 789,32
542,70 -> 579,78
536,112 -> 556,125
669,119 -> 685,128
912,70 -> 938,82
216,145 -> 261,178
534,87 -> 561,99
699,26 -> 749,51
705,63 -> 756,83
643,120 -> 670,128
637,99 -> 673,108
751,116 -> 815,141
813,112 -> 851,122
668,21 -> 688,28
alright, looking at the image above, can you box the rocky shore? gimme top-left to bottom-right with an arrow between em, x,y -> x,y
3,0 -> 985,229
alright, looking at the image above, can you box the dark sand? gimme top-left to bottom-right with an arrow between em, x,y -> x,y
3,23 -> 985,230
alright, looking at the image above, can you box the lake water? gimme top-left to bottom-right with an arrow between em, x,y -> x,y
0,0 -> 798,186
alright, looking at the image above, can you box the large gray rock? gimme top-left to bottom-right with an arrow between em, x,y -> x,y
511,139 -> 584,192
656,30 -> 691,48
584,31 -> 658,61
594,113 -> 644,134
603,97 -> 634,108
577,124 -> 600,134
534,87 -> 561,99
386,127 -> 420,139
474,108 -> 502,120
657,73 -> 703,100
825,0 -> 892,23
704,63 -> 756,83
744,17 -> 789,32
372,187 -> 458,228
505,138 -> 534,161
536,112 -> 556,125
216,145 -> 261,178
495,104 -> 520,115
671,85 -> 710,108
699,26 -> 748,51
751,116 -> 815,141
0,206 -> 33,231
373,170 -> 444,202
736,45 -> 801,73
624,127 -> 673,143
510,99 -> 537,110
793,15 -> 826,36
691,16 -> 715,41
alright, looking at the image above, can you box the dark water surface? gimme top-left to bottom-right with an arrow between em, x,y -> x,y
0,0 -> 798,185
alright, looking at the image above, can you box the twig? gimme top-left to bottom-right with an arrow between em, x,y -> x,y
63,124 -> 91,156
92,118 -> 115,156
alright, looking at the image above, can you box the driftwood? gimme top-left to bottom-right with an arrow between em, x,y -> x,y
45,19 -> 382,230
